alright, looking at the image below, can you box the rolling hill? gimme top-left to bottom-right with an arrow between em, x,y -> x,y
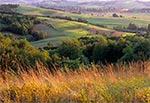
78,0 -> 150,9
31,16 -> 131,47
14,5 -> 150,29
11,5 -> 135,47
3,5 -> 149,48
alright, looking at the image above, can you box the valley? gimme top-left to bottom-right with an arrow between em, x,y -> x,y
1,4 -> 149,47
1,1 -> 150,102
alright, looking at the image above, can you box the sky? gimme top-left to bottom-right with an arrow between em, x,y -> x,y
67,0 -> 150,1
1,0 -> 150,3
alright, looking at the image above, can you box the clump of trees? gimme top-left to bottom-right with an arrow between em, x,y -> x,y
0,15 -> 34,35
0,14 -> 47,41
127,23 -> 137,30
30,30 -> 47,40
114,23 -> 149,35
53,16 -> 73,21
1,31 -> 150,71
112,13 -> 119,17
0,4 -> 19,12
0,33 -> 49,71
44,33 -> 150,68
112,13 -> 123,18
77,18 -> 88,23
148,24 -> 150,32
52,16 -> 88,23
57,39 -> 81,60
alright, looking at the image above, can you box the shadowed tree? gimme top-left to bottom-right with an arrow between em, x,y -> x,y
57,39 -> 81,60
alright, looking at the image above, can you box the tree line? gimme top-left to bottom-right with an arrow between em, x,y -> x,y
114,23 -> 150,35
1,27 -> 150,71
44,33 -> 150,68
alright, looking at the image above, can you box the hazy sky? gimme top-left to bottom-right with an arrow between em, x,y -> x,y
68,0 -> 150,1
1,0 -> 150,3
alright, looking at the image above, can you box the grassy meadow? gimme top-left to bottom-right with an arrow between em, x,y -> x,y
1,5 -> 137,48
12,5 -> 148,47
1,62 -> 150,102
15,5 -> 150,29
30,15 -> 134,47
31,17 -> 111,47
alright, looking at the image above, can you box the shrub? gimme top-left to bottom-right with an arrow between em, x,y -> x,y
57,39 -> 81,60
0,33 -> 49,71
112,13 -> 119,17
31,30 -> 47,40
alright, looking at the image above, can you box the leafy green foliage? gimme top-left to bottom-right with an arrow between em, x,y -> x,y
78,34 -> 150,64
0,14 -> 48,41
0,33 -> 49,71
30,30 -> 47,40
92,36 -> 108,63
1,31 -> 150,70
148,24 -> 150,32
57,39 -> 81,60
0,15 -> 35,35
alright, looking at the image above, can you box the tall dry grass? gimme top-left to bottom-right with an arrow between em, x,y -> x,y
0,61 -> 150,102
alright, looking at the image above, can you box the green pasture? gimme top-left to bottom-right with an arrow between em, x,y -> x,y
13,5 -> 146,47
15,5 -> 150,29
31,17 -> 103,47
30,16 -> 135,47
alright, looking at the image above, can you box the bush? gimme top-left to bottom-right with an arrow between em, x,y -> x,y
127,23 -> 137,30
57,39 -> 81,60
148,24 -> 150,31
112,13 -> 119,17
92,36 -> 108,63
0,33 -> 49,71
61,59 -> 81,69
31,30 -> 47,40
77,18 -> 88,23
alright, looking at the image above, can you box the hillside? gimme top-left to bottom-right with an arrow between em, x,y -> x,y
78,0 -> 150,9
4,5 -> 150,47
31,16 -> 132,47
15,5 -> 150,28
15,5 -> 149,29
6,5 -> 132,47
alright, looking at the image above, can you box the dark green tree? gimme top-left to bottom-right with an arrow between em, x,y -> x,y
148,24 -> 150,31
92,36 -> 108,63
57,39 -> 81,60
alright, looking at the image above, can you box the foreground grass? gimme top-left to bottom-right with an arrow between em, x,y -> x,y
1,62 -> 150,102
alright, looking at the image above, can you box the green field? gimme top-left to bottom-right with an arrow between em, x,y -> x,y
14,5 -> 142,47
15,5 -> 150,29
15,5 -> 67,16
31,17 -> 116,47
2,5 -> 148,47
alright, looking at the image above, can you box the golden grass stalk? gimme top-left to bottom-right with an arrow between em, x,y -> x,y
0,61 -> 150,102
